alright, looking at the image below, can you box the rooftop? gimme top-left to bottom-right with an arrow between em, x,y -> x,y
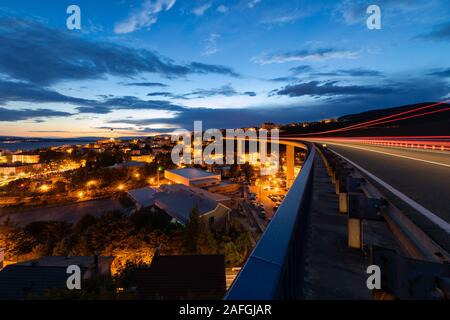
131,255 -> 226,300
16,255 -> 114,268
155,184 -> 230,224
127,186 -> 158,208
166,168 -> 219,180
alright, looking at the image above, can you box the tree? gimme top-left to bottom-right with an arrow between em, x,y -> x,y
196,220 -> 218,254
241,162 -> 254,183
183,205 -> 200,253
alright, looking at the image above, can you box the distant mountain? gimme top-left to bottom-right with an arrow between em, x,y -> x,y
282,102 -> 450,137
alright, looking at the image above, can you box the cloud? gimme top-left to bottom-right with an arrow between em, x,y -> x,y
203,33 -> 220,56
417,22 -> 450,41
147,92 -> 180,98
248,0 -> 261,9
107,78 -> 449,130
114,0 -> 176,34
290,65 -> 314,74
260,12 -> 307,26
216,5 -> 229,13
338,0 -> 426,25
427,68 -> 450,78
187,62 -> 240,77
0,79 -> 185,116
0,17 -> 240,86
315,68 -> 384,77
252,48 -> 359,65
145,85 -> 256,99
182,85 -> 256,99
273,80 -> 394,97
123,82 -> 168,87
192,3 -> 211,16
0,107 -> 72,122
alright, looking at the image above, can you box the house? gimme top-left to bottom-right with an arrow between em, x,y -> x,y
154,184 -> 231,228
131,255 -> 226,300
127,186 -> 158,210
0,254 -> 114,300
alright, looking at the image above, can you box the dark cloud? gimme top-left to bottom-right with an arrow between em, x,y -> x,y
274,81 -> 394,97
183,85 -> 256,99
0,17 -> 240,86
416,22 -> 450,41
290,65 -> 313,74
146,85 -> 256,99
0,80 -> 186,115
123,82 -> 168,87
0,80 -> 94,106
0,107 -> 72,122
252,48 -> 358,64
269,76 -> 300,83
427,68 -> 450,78
147,92 -> 180,98
187,62 -> 240,78
316,68 -> 383,77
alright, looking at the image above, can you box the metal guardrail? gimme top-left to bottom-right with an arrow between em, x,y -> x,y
317,144 -> 450,299
226,142 -> 315,300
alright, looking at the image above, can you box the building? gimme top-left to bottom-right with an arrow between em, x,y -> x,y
130,155 -> 154,163
165,168 -> 221,188
0,254 -> 114,299
131,255 -> 226,300
261,122 -> 279,130
11,154 -> 40,164
106,161 -> 146,170
0,163 -> 42,176
14,255 -> 114,278
154,184 -> 231,228
0,154 -> 39,164
204,181 -> 240,193
127,186 -> 158,210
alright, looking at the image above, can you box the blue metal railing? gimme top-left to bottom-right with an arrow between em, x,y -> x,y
226,143 -> 315,300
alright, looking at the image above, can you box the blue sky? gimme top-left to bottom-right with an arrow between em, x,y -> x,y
0,0 -> 449,137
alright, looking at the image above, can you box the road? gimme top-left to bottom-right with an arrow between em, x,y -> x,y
301,140 -> 450,224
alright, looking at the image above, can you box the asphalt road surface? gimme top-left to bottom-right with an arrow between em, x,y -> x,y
314,142 -> 450,224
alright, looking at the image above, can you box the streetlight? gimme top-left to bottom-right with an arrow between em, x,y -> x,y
118,184 -> 125,191
78,191 -> 84,199
40,184 -> 50,193
157,166 -> 164,186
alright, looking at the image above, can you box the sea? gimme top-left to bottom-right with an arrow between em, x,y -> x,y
0,138 -> 98,152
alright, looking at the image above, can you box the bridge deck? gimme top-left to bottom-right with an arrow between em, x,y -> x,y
300,152 -> 400,299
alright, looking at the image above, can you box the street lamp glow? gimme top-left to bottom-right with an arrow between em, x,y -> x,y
86,180 -> 97,187
117,184 -> 125,191
40,184 -> 50,193
78,191 -> 84,198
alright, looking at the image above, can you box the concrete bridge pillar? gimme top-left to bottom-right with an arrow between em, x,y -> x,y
286,145 -> 295,188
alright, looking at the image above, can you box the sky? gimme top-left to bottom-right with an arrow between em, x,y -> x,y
0,0 -> 449,137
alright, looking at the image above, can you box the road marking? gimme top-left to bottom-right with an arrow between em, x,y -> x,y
329,149 -> 450,234
322,142 -> 450,168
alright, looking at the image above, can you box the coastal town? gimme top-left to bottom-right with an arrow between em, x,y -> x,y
0,126 -> 305,299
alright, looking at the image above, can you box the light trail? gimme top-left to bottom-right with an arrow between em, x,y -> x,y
313,141 -> 450,168
328,149 -> 450,234
287,100 -> 450,136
